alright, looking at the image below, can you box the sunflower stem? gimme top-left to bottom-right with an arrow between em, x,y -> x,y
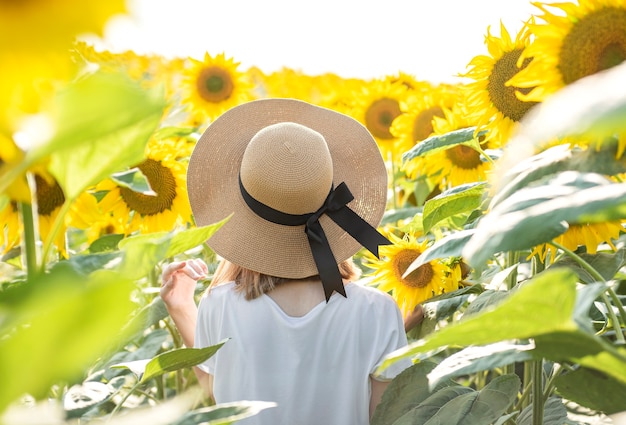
548,241 -> 626,343
503,251 -> 519,378
17,202 -> 39,279
505,251 -> 519,290
108,380 -> 142,421
532,359 -> 544,425
607,287 -> 626,337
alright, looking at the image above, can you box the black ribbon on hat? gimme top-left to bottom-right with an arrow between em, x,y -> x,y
239,177 -> 392,302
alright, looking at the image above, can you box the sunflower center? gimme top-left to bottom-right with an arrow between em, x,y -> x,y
35,174 -> 65,216
365,98 -> 402,139
413,106 -> 444,142
392,248 -> 434,288
196,66 -> 235,103
446,144 -> 482,169
119,158 -> 178,216
558,7 -> 626,84
486,48 -> 538,122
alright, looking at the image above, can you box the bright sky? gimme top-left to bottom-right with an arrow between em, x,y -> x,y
101,0 -> 539,84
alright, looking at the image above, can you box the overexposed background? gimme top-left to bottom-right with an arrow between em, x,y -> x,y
101,0 -> 539,83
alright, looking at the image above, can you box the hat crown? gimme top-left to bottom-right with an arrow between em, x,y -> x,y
240,122 -> 333,215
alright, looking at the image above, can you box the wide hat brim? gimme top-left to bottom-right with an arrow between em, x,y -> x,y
187,98 -> 388,279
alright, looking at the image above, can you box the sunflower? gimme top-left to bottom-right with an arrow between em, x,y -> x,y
462,20 -> 539,146
403,102 -> 491,189
348,79 -> 409,159
385,72 -> 433,93
181,52 -> 255,123
364,233 -> 459,319
67,191 -> 126,248
35,174 -> 68,258
529,221 -> 623,263
391,83 -> 460,153
97,138 -> 192,234
509,0 -> 626,102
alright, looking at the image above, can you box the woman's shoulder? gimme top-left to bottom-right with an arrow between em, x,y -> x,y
201,281 -> 238,303
344,281 -> 398,310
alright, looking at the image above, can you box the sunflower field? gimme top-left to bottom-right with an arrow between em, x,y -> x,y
2,0 -> 626,424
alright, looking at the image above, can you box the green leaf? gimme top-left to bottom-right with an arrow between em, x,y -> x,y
392,386 -> 475,425
424,286 -> 481,322
571,282 -> 608,331
554,367 -> 626,415
165,216 -> 231,258
516,397 -> 568,425
371,361 -> 443,425
422,374 -> 520,425
45,71 -> 165,200
379,268 -> 579,372
382,207 -> 422,226
427,342 -> 535,389
403,229 -> 475,277
422,183 -> 487,233
110,359 -> 151,379
464,172 -> 626,268
111,168 -> 155,195
171,401 -> 278,425
462,289 -> 512,318
118,296 -> 171,348
493,145 -> 626,207
88,233 -> 125,253
0,265 -> 136,411
402,128 -> 486,163
141,341 -> 228,382
65,251 -> 122,275
553,249 -> 626,284
117,218 -> 230,279
533,330 -> 626,385
103,329 -> 170,380
118,232 -> 171,280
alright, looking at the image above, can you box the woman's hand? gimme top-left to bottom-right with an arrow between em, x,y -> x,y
160,259 -> 208,312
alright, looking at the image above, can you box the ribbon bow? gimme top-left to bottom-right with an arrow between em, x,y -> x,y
239,178 -> 391,302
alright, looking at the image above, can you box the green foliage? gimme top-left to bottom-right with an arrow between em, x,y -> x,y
111,341 -> 228,383
376,62 -> 626,425
402,127 -> 487,162
0,264 -> 137,411
422,182 -> 487,233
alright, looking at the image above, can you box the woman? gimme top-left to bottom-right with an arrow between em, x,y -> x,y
161,99 -> 415,424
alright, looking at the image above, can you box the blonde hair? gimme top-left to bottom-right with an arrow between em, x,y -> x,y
210,258 -> 361,300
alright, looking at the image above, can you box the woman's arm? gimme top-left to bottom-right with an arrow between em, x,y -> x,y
369,378 -> 390,419
160,259 -> 214,400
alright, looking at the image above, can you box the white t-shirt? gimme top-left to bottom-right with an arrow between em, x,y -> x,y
195,280 -> 412,425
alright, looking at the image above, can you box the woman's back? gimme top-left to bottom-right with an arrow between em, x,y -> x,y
195,281 -> 410,425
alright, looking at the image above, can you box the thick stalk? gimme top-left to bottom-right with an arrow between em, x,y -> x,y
18,202 -> 38,278
532,360 -> 544,425
503,251 -> 520,377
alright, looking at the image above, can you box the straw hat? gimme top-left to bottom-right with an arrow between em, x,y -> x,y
187,98 -> 389,298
